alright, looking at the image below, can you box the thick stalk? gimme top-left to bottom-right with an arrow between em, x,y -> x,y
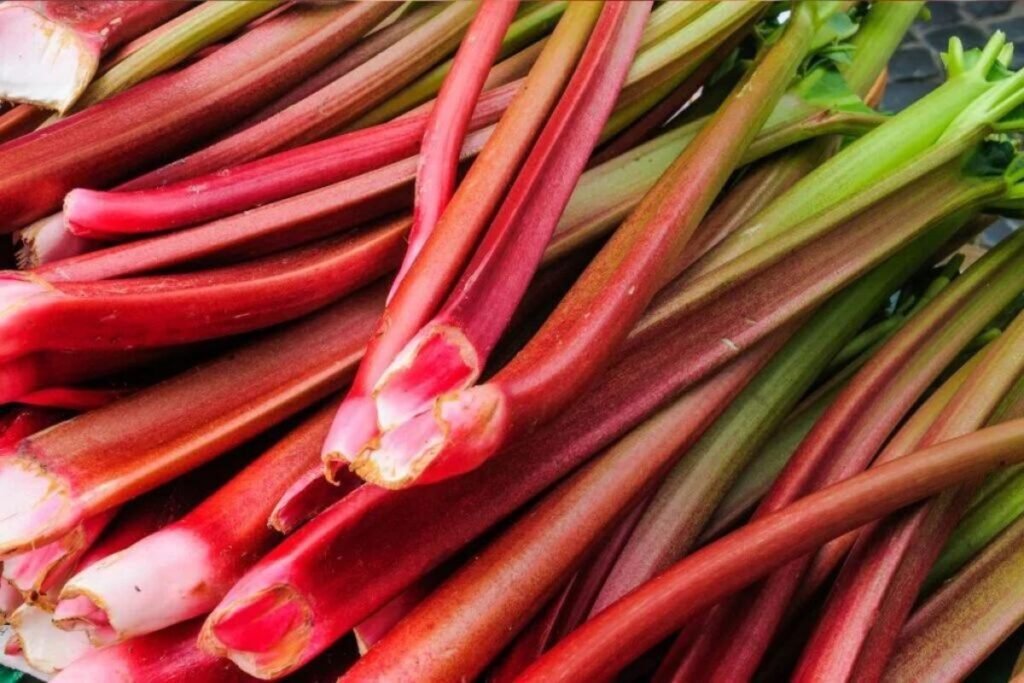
516,419 -> 1024,682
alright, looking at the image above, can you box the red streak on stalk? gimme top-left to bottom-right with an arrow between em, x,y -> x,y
691,229 -> 1024,681
394,0 -> 518,295
0,286 -> 383,557
1,221 -> 406,359
17,387 -> 125,411
341,336 -> 782,682
0,2 -> 390,230
516,420 -> 1024,682
0,1 -> 185,111
62,84 -> 515,238
793,311 -> 1024,683
51,618 -> 259,683
0,407 -> 66,450
319,2 -> 603,473
358,4 -> 816,488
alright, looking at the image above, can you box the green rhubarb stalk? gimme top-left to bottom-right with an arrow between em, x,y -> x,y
351,1 -> 567,128
692,32 -> 1024,278
67,0 -> 287,113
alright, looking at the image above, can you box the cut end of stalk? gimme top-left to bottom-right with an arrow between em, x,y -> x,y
320,394 -> 381,480
270,467 -> 346,535
15,213 -> 94,270
52,593 -> 116,645
0,458 -> 78,559
373,323 -> 482,431
353,384 -> 508,489
0,5 -> 98,112
200,584 -> 313,679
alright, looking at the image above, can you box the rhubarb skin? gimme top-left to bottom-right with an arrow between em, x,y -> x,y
0,1 -> 184,112
52,618 -> 259,683
319,2 -> 603,472
62,84 -> 515,238
0,284 -> 383,558
56,402 -> 349,643
516,419 -> 1024,682
354,3 -> 822,488
341,335 -> 784,682
0,222 -> 406,360
0,2 -> 391,231
350,0 -> 653,487
198,195 -> 956,678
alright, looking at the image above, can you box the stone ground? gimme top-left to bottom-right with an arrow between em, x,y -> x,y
885,1 -> 1024,246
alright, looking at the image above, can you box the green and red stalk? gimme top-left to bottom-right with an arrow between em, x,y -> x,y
52,618 -> 259,683
885,511 -> 1024,682
52,402 -> 350,644
316,1 -> 604,478
350,2 -> 828,488
0,2 -> 391,231
0,285 -> 383,557
684,225 -> 1024,679
516,418 -> 1024,682
793,312 -> 1024,682
690,31 -> 1024,280
591,211 -> 944,615
0,1 -> 185,112
391,0 -> 518,296
342,0 -> 653,488
340,336 -> 784,683
0,222 -> 407,359
197,163 -> 965,677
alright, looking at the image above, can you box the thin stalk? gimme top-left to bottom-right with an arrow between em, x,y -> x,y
352,2 -> 829,488
638,1 -> 713,50
343,0 -> 654,488
516,419 -> 1024,682
66,1 -> 286,113
0,285 -> 384,557
884,512 -> 1024,683
0,0 -> 185,111
315,2 -> 604,476
0,2 -> 391,230
0,222 -> 407,359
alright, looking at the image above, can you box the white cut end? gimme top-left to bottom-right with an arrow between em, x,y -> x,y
0,624 -> 50,682
0,6 -> 99,111
59,527 -> 214,641
10,603 -> 94,674
0,459 -> 77,559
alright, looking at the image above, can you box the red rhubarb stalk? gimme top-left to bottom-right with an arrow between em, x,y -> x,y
348,2 -> 835,488
316,2 -> 604,475
393,0 -> 518,296
0,2 -> 392,230
0,220 -> 407,359
14,387 -> 126,412
0,348 -> 169,404
338,336 -> 784,682
0,285 -> 383,557
52,618 -> 259,683
341,0 -> 653,487
792,309 -> 1024,682
515,418 -> 1024,682
0,1 -> 185,111
0,407 -> 66,450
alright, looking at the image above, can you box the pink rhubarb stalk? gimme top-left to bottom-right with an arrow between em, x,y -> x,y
0,2 -> 391,230
350,2 -> 826,488
0,1 -> 184,112
342,0 -> 653,488
0,285 -> 383,557
317,1 -> 605,477
515,419 -> 1024,682
0,220 -> 407,359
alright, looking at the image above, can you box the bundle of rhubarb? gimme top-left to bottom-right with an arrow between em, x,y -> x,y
2,1 -> 1024,681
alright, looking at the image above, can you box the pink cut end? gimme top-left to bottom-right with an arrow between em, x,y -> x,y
3,636 -> 21,657
354,384 -> 508,488
0,459 -> 78,558
373,324 -> 481,430
0,6 -> 98,111
15,213 -> 94,269
53,595 -> 116,644
202,585 -> 312,678
320,394 -> 380,474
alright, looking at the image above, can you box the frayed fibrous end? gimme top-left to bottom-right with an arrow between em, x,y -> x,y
200,584 -> 313,679
52,594 -> 117,645
0,458 -> 79,559
9,603 -> 94,674
351,384 -> 509,489
15,213 -> 94,269
320,394 -> 380,484
0,5 -> 99,111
